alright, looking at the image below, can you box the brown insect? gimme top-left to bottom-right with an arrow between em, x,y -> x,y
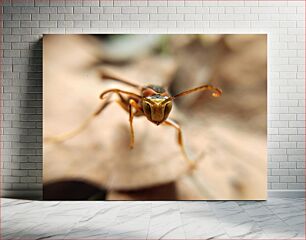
45,69 -> 222,170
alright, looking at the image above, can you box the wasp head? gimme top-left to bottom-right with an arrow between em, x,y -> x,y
142,95 -> 172,125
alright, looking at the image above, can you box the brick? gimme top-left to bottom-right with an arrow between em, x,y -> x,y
65,14 -> 83,20
31,28 -> 49,35
158,7 -> 176,14
288,183 -> 305,189
297,142 -> 305,148
90,21 -> 107,28
268,176 -> 279,183
176,21 -> 193,28
83,0 -> 99,6
288,155 -> 304,161
297,176 -> 305,183
20,19 -> 40,28
138,7 -> 157,13
210,21 -> 234,28
272,183 -> 287,189
12,43 -> 30,50
12,183 -> 28,189
121,7 -> 138,14
268,142 -> 279,148
271,121 -> 288,128
185,14 -> 202,21
12,14 -> 31,20
28,170 -> 42,177
12,170 -> 28,177
280,162 -> 296,169
4,49 -> 21,57
4,21 -> 20,28
150,14 -> 167,21
251,6 -> 279,14
168,14 -> 184,21
269,162 -> 279,168
177,7 -> 196,14
114,14 -> 129,21
234,21 -> 251,28
287,149 -> 305,155
185,0 -> 202,6
12,28 -> 31,35
2,169 -> 12,176
31,14 -> 49,21
159,20 -> 176,28
49,14 -> 65,20
39,6 -> 57,13
103,7 -> 121,13
195,7 -> 209,14
130,14 -> 149,21
289,169 -> 305,176
279,128 -> 297,135
3,6 -> 22,13
74,7 -> 90,14
289,121 -> 305,128
280,176 -> 296,183
279,7 -> 297,14
74,21 -> 90,28
65,0 -> 82,6
121,20 -> 139,28
21,6 -> 39,13
3,29 -> 11,36
49,0 -> 65,6
35,0 -> 49,6
20,176 -> 36,183
139,21 -> 158,28
39,21 -> 57,28
57,6 -> 73,14
131,0 -> 147,6
114,0 -> 130,6
148,0 -> 167,7
107,21 -> 121,28
58,21 -> 73,28
272,169 -> 289,176
219,14 -> 243,21
90,7 -> 104,13
3,176 -> 20,183
83,14 -> 99,20
99,14 -> 113,20
218,1 -> 243,6
234,7 -> 251,13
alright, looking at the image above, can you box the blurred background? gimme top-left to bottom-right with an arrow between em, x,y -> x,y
43,34 -> 267,200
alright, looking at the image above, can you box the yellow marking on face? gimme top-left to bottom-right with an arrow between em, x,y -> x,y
142,95 -> 172,125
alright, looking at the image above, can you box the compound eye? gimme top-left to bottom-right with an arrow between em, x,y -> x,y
164,102 -> 172,118
143,102 -> 151,117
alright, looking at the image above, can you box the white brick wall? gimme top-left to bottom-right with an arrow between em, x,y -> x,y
1,0 -> 305,198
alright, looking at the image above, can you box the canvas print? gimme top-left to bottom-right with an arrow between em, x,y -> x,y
43,34 -> 267,200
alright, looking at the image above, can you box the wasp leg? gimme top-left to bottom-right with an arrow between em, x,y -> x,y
163,119 -> 196,171
44,92 -> 132,144
44,96 -> 114,144
128,99 -> 143,149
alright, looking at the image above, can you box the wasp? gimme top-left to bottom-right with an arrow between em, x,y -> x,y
45,69 -> 222,170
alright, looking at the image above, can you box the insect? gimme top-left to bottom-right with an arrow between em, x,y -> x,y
45,69 -> 222,170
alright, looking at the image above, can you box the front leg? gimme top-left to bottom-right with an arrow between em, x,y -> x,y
128,99 -> 143,149
163,119 -> 196,171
